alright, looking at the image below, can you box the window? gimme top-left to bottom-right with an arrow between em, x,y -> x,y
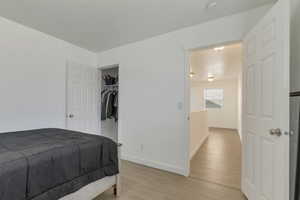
204,89 -> 223,109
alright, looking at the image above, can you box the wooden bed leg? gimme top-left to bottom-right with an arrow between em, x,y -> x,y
114,143 -> 122,197
113,183 -> 120,196
114,174 -> 121,196
113,185 -> 117,196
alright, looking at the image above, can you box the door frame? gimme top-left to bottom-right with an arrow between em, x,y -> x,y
182,40 -> 242,176
98,64 -> 121,143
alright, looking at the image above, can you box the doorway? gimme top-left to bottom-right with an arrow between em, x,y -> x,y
183,2 -> 290,199
98,65 -> 120,143
187,43 -> 243,190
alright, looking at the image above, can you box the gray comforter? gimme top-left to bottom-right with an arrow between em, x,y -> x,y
0,128 -> 119,200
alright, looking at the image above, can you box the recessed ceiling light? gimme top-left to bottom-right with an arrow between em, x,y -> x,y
208,77 -> 214,82
190,72 -> 196,78
208,73 -> 215,82
214,46 -> 225,51
206,2 -> 217,9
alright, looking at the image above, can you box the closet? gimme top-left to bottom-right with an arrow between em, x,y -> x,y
99,66 -> 119,143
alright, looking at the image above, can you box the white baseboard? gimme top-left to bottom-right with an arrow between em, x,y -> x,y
189,133 -> 210,160
208,127 -> 238,131
121,154 -> 186,176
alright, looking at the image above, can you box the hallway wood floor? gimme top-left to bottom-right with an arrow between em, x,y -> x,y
190,128 -> 242,190
95,128 -> 246,200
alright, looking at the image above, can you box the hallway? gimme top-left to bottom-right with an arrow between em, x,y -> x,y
190,128 -> 242,190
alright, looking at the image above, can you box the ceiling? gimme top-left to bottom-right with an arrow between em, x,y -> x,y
189,43 -> 242,82
0,0 -> 275,52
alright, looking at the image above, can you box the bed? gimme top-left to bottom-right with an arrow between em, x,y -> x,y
0,128 -> 120,200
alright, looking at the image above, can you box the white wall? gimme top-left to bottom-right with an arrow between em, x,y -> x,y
97,6 -> 271,175
190,87 -> 205,111
190,111 -> 209,159
0,17 -> 96,133
237,73 -> 243,138
191,79 -> 238,129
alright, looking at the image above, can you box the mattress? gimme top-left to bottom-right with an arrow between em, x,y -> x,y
0,128 -> 119,200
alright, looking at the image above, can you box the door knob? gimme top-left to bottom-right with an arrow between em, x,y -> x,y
69,114 -> 74,118
269,128 -> 282,137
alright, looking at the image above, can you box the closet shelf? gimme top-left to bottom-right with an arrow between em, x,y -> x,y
102,84 -> 119,91
103,84 -> 118,87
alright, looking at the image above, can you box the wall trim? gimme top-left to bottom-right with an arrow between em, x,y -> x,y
189,133 -> 210,160
121,154 -> 186,176
208,127 -> 238,132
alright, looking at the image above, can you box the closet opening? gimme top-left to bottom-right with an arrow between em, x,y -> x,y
99,65 -> 119,143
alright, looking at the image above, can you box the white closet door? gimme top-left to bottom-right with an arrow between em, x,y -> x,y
241,0 -> 289,200
66,61 -> 100,135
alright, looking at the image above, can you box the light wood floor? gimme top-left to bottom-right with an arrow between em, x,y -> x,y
190,128 -> 242,190
95,128 -> 246,200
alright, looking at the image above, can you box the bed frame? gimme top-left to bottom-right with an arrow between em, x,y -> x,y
60,143 -> 122,200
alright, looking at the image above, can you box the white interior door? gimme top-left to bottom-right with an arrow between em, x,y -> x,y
66,61 -> 100,135
242,0 -> 289,200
